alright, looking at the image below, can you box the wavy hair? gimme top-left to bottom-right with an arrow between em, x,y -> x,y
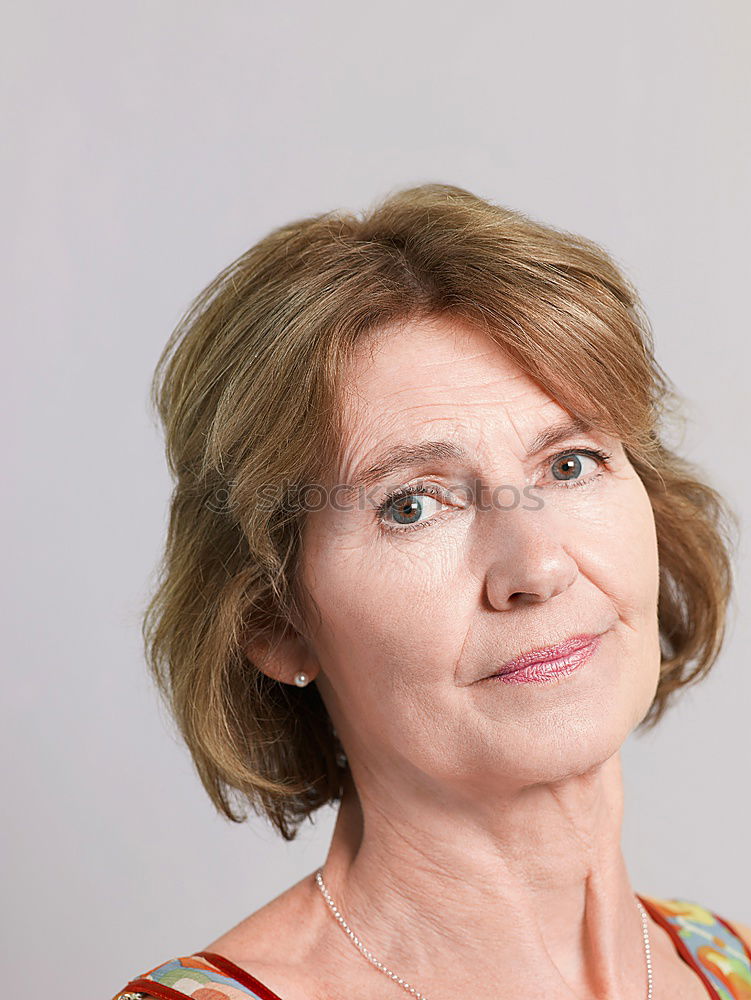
142,183 -> 739,840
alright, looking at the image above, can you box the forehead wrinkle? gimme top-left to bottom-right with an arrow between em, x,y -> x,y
337,336 -> 573,484
339,388 -> 564,484
353,332 -> 528,398
354,374 -> 536,426
338,412 -> 469,485
501,399 -> 568,463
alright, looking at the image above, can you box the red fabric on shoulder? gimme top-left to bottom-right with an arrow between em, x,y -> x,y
197,951 -> 287,1000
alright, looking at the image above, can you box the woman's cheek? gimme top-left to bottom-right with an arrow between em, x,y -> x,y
582,477 -> 659,615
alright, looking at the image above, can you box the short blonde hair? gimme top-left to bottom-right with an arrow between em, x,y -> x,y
143,183 -> 738,840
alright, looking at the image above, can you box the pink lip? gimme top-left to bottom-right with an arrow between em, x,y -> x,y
485,632 -> 604,682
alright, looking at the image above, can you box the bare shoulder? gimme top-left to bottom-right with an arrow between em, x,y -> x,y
204,870 -> 322,960
200,871 -> 335,1000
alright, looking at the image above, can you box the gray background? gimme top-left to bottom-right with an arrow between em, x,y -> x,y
3,2 -> 749,997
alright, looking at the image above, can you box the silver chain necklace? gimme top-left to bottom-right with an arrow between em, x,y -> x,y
315,866 -> 654,999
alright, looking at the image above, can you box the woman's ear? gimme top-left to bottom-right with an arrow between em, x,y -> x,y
244,629 -> 320,687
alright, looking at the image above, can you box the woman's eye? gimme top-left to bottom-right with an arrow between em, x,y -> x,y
545,450 -> 609,486
377,449 -> 610,535
379,488 -> 451,532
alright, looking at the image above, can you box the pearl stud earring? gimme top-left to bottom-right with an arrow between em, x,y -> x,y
294,672 -> 310,687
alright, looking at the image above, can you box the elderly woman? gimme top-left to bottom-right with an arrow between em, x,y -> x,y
114,184 -> 750,1000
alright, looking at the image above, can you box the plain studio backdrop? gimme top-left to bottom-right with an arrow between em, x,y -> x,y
3,2 -> 749,996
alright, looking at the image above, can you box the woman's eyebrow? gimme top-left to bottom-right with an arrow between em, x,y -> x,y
348,440 -> 469,493
345,417 -> 597,493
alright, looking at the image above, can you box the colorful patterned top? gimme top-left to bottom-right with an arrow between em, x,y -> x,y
111,895 -> 751,1000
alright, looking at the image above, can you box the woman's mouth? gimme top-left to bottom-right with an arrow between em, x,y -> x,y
481,632 -> 605,685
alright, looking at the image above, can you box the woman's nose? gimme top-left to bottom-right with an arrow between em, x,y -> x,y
482,508 -> 578,610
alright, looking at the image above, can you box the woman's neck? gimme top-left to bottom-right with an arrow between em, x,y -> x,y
321,752 -> 651,999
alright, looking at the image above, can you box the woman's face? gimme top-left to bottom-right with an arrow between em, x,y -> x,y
300,314 -> 661,797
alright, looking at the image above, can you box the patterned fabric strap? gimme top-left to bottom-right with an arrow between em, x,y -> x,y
113,901 -> 751,1000
111,951 -> 285,1000
636,896 -> 751,1000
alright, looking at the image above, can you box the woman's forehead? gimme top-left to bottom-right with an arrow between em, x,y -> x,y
332,316 -> 617,488
349,314 -> 524,386
343,318 -> 553,418
340,329 -> 565,453
336,392 -> 582,491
